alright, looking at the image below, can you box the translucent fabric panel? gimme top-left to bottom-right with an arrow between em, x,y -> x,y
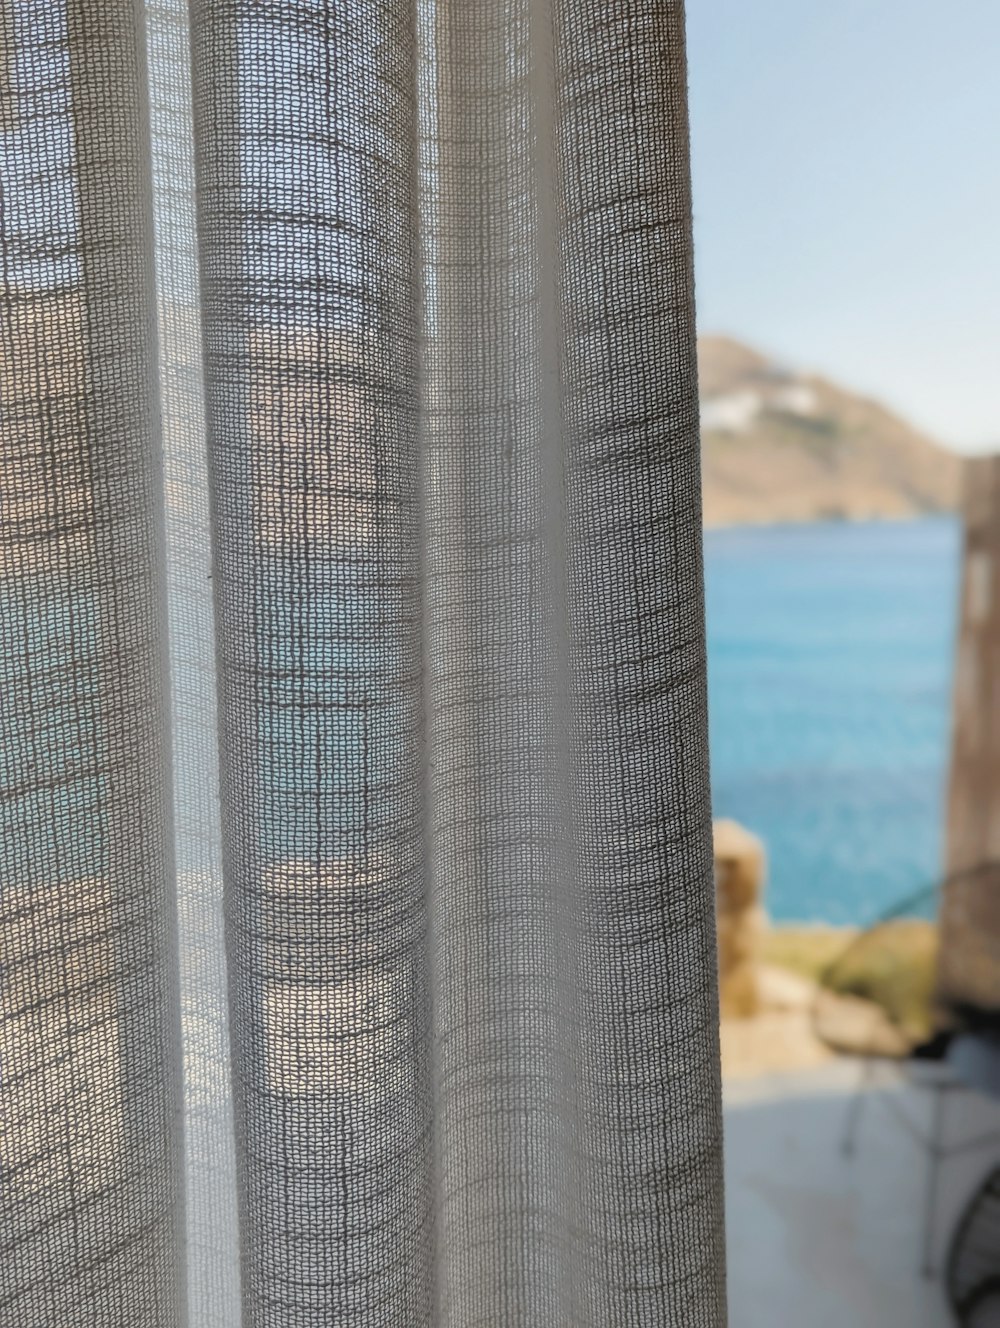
423,2 -> 724,1322
1,0 -> 724,1323
0,0 -> 183,1322
190,0 -> 431,1322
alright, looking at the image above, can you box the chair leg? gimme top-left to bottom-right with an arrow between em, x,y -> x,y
921,1084 -> 947,1280
841,1058 -> 873,1158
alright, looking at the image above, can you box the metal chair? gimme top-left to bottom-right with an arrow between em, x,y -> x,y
813,866 -> 1000,1278
946,1164 -> 1000,1326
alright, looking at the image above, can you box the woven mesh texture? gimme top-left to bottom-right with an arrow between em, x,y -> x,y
0,0 -> 183,1322
1,0 -> 725,1323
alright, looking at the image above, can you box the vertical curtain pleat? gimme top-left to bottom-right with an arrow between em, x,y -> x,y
555,6 -> 725,1318
190,0 -> 431,1323
0,0 -> 184,1323
422,0 -> 575,1320
147,0 -> 240,1322
423,1 -> 724,1323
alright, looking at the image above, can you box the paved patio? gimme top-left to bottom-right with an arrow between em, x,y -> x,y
724,1061 -> 1000,1327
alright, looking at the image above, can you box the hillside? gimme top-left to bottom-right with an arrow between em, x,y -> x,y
698,336 -> 962,528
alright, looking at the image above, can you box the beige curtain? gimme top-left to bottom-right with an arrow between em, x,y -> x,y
0,0 -> 725,1323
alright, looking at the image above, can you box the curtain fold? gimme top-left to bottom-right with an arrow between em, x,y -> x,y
149,0 -> 239,1321
1,0 -> 184,1321
0,0 -> 725,1323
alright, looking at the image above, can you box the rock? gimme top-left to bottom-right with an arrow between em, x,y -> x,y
719,962 -> 846,1079
814,989 -> 910,1059
756,964 -> 816,1013
714,819 -> 768,1018
719,1008 -> 835,1081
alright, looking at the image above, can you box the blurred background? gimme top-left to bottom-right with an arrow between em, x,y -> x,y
689,0 -> 999,921
686,5 -> 1000,1324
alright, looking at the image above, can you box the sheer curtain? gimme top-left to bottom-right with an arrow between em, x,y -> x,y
0,0 -> 724,1323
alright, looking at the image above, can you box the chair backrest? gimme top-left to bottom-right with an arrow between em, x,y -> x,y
811,900 -> 938,1059
811,864 -> 1000,1061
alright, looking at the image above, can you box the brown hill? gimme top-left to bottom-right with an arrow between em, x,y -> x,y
698,336 -> 962,528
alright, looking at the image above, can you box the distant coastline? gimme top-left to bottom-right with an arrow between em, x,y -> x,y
702,509 -> 956,535
699,335 -> 961,531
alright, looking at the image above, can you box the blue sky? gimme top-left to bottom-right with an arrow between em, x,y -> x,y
686,0 -> 1000,453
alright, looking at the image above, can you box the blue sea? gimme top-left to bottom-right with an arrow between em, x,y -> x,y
2,516 -> 961,928
704,517 -> 962,925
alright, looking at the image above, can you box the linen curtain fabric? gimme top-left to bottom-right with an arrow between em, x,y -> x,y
0,0 -> 725,1323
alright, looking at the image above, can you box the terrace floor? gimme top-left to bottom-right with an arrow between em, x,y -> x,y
724,1060 -> 1000,1327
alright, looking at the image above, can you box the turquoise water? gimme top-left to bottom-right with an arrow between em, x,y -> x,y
3,517 -> 961,926
704,517 -> 962,925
